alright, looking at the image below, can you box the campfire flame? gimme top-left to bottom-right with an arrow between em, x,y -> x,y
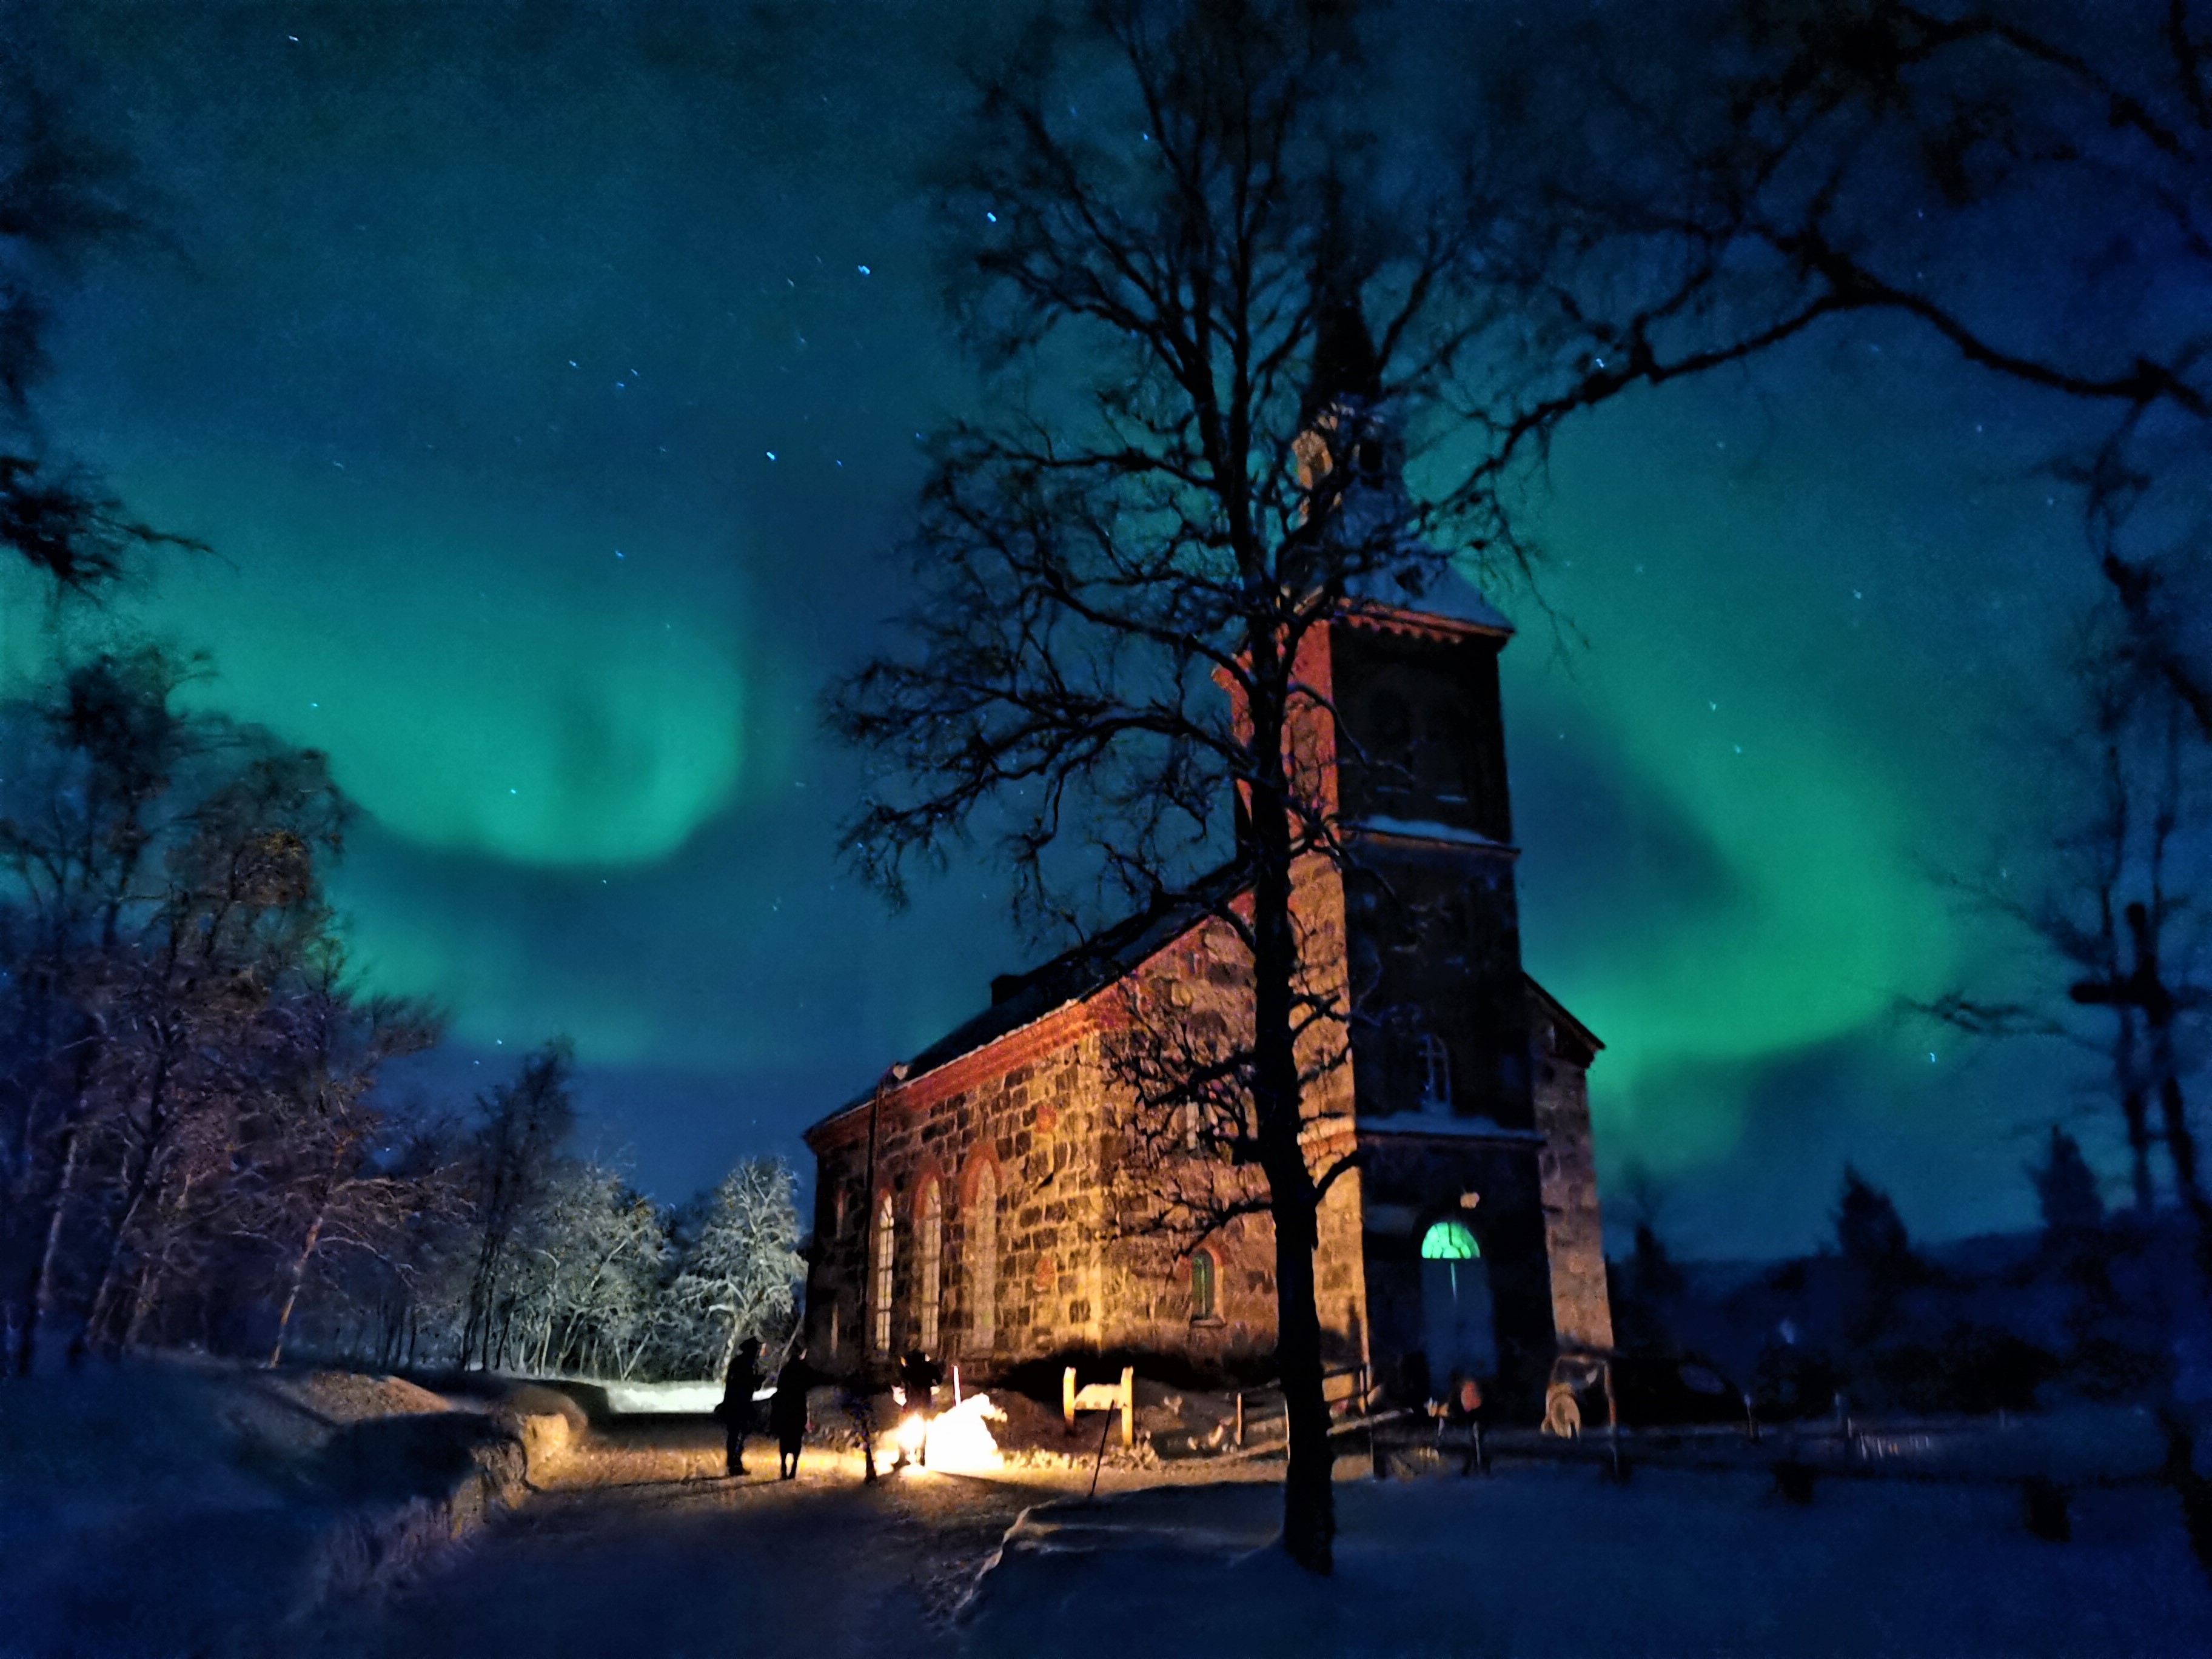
884,1392 -> 1006,1473
895,1412 -> 927,1458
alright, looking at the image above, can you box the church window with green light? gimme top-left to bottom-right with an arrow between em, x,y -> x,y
1420,1219 -> 1478,1261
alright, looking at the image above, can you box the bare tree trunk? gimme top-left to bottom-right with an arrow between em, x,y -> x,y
121,1170 -> 195,1351
22,1126 -> 84,1374
2123,1087 -> 2156,1216
121,1259 -> 158,1350
1270,1181 -> 1332,1569
2117,1005 -> 2157,1216
2162,1075 -> 2203,1207
17,1003 -> 113,1376
267,1213 -> 325,1369
464,1219 -> 508,1371
85,1052 -> 178,1349
85,1176 -> 155,1349
1249,769 -> 1334,1575
2154,1072 -> 2212,1292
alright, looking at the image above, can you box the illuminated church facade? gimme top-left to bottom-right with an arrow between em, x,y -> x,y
803,340 -> 1613,1408
802,608 -> 1613,1407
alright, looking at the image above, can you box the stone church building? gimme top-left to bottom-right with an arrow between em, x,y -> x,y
803,608 -> 1614,1406
804,361 -> 1614,1410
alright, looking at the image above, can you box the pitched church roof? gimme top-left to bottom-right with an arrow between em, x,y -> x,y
805,861 -> 1598,1138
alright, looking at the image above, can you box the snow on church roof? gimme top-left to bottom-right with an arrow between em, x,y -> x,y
1340,559 -> 1514,637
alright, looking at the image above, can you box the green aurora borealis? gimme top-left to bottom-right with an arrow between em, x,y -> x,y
0,2 -> 2118,1254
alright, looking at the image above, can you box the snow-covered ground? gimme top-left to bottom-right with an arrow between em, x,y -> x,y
966,1466 -> 2212,1658
300,1461 -> 1037,1659
11,1363 -> 2208,1658
0,1358 -> 520,1657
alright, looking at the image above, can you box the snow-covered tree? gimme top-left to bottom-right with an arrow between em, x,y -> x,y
249,977 -> 443,1368
506,1160 -> 668,1380
659,1158 -> 804,1378
460,1044 -> 575,1370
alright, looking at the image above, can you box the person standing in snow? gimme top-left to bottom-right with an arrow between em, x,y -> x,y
716,1336 -> 763,1476
839,1373 -> 881,1483
769,1347 -> 815,1481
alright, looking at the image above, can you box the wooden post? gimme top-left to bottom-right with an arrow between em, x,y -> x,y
1235,1389 -> 1245,1449
1120,1365 -> 1135,1449
1063,1364 -> 1077,1429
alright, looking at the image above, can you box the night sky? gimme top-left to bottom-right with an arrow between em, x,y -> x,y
1,2 -> 2120,1258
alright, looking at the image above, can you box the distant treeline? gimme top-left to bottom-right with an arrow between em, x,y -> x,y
0,649 -> 801,1381
1614,1145 -> 2196,1418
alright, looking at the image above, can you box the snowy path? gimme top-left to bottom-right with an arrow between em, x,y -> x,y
298,1464 -> 1033,1659
968,1466 -> 2212,1659
277,1451 -> 2212,1659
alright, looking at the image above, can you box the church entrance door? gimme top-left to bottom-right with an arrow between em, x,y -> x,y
1419,1219 -> 1496,1381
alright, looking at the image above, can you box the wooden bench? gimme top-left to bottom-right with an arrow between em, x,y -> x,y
1063,1364 -> 1136,1449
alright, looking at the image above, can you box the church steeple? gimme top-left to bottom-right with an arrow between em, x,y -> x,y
1294,236 -> 1410,578
1302,283 -> 1382,428
1299,193 -> 1386,446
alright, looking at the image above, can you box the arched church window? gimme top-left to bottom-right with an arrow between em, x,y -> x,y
1421,1219 -> 1479,1261
916,1179 -> 942,1354
870,1193 -> 895,1355
968,1164 -> 997,1351
1416,1031 -> 1451,1112
1190,1248 -> 1217,1321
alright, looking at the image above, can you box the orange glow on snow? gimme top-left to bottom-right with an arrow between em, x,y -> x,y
927,1392 -> 1006,1471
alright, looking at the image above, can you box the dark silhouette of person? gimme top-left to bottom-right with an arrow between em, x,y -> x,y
716,1336 -> 763,1476
838,1372 -> 879,1483
1435,1370 -> 1489,1476
769,1347 -> 814,1481
894,1349 -> 943,1469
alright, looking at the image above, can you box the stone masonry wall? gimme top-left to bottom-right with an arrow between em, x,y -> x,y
1088,874 -> 1368,1375
807,1016 -> 1116,1376
1530,1025 -> 1613,1352
807,859 -> 1372,1381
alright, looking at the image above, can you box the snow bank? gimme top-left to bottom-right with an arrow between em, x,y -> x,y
965,1466 -> 2212,1658
598,1378 -> 726,1415
0,1358 -> 575,1655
